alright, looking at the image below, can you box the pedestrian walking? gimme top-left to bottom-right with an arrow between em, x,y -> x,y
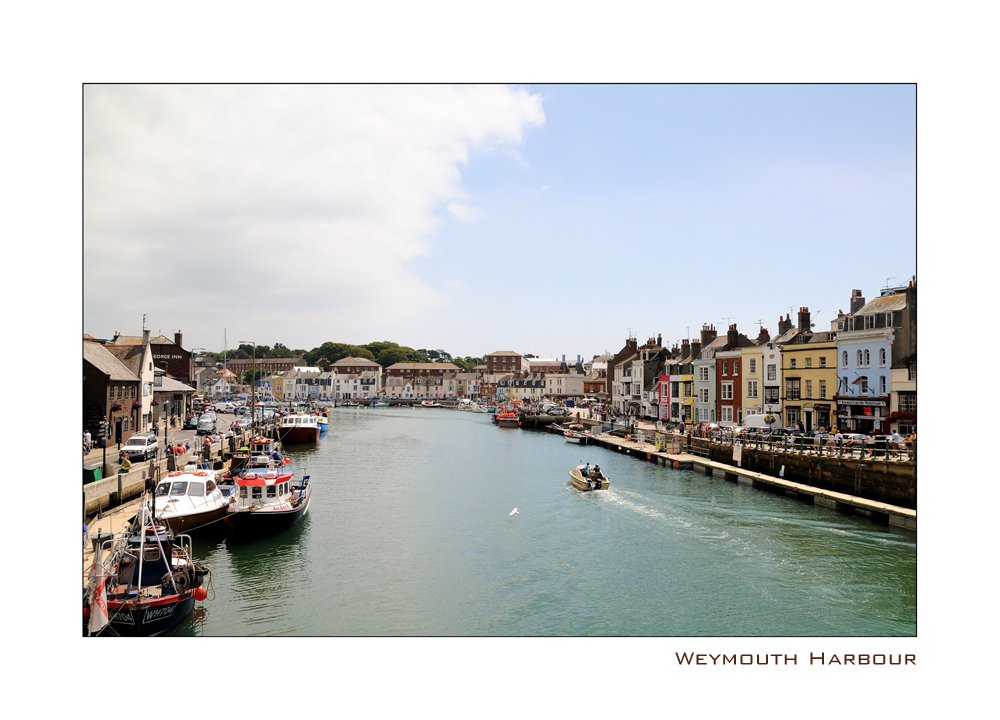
84,430 -> 92,453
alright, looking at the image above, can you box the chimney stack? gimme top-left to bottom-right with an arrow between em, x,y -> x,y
850,289 -> 866,314
175,330 -> 183,348
778,314 -> 793,335
690,340 -> 701,360
681,338 -> 690,359
727,324 -> 739,348
143,329 -> 150,346
657,333 -> 662,347
700,324 -> 717,347
757,326 -> 770,344
797,307 -> 811,333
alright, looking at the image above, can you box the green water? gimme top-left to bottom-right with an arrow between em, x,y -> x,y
178,407 -> 916,636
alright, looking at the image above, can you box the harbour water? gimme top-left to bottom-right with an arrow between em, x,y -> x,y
180,407 -> 916,636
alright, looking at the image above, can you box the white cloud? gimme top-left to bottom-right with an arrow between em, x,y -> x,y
444,279 -> 466,290
83,85 -> 544,348
447,202 -> 486,222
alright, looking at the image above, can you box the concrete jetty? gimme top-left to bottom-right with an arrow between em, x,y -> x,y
586,431 -> 916,531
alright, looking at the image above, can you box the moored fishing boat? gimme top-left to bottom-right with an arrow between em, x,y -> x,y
278,413 -> 320,445
153,465 -> 230,535
496,410 -> 519,427
84,498 -> 210,636
225,465 -> 312,537
316,415 -> 329,433
569,464 -> 610,491
564,430 -> 587,444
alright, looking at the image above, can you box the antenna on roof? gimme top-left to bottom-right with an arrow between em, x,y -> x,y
883,277 -> 897,294
142,313 -> 147,332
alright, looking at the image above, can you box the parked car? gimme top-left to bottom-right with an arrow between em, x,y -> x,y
184,415 -> 199,429
214,401 -> 237,414
236,417 -> 252,430
197,418 -> 216,435
200,411 -> 217,422
122,433 -> 159,461
548,407 -> 571,417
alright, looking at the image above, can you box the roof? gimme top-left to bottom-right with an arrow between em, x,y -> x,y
855,292 -> 908,315
486,351 -> 521,357
155,376 -> 195,393
331,357 -> 381,366
84,343 -> 139,382
106,344 -> 146,376
387,362 -> 462,371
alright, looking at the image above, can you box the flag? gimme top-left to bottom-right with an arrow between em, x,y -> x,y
851,376 -> 863,385
88,551 -> 109,634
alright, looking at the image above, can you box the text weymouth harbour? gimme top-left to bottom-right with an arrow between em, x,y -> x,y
176,406 -> 915,636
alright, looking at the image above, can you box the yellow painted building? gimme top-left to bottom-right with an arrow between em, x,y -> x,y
741,344 -> 764,417
779,333 -> 838,432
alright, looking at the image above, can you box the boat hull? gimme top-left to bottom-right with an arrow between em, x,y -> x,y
226,487 -> 311,538
278,426 -> 320,445
100,590 -> 198,637
158,504 -> 230,535
569,468 -> 610,491
564,433 -> 587,444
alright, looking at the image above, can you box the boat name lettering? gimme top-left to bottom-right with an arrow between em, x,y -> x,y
143,605 -> 176,623
113,611 -> 135,625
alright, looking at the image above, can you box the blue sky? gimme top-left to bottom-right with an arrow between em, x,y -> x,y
84,84 -> 915,359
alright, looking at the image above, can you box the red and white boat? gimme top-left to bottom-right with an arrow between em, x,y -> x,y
277,413 -> 320,445
226,466 -> 312,537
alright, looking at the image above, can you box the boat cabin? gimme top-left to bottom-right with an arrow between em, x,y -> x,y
233,470 -> 298,510
280,414 -> 318,429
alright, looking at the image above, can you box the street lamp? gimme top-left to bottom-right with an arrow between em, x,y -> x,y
239,341 -> 256,428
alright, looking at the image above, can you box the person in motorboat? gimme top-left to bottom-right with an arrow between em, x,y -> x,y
583,462 -> 591,477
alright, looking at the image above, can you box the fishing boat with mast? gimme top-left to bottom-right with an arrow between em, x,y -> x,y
84,496 -> 211,636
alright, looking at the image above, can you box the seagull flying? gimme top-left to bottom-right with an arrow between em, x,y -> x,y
509,508 -> 519,515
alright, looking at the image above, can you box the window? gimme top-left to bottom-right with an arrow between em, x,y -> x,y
819,380 -> 826,398
880,348 -> 886,366
722,362 -> 728,376
786,379 -> 800,400
790,358 -> 796,369
880,376 -> 886,395
765,387 -> 779,404
733,361 -> 739,375
699,366 -> 710,381
747,380 -> 758,398
908,364 -> 916,381
721,382 -> 733,400
860,376 -> 868,395
857,350 -> 863,367
267,484 -> 277,497
721,406 -> 733,422
843,351 -> 848,368
820,356 -> 827,368
864,315 -> 876,329
767,364 -> 776,381
864,350 -> 870,367
699,388 -> 709,403
749,358 -> 756,374
252,486 -> 262,498
805,357 -> 812,368
805,380 -> 812,398
683,382 -> 692,398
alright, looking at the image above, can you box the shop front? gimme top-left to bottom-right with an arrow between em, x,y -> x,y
836,397 -> 889,434
802,403 -> 833,432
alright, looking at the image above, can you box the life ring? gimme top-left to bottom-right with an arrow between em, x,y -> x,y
194,471 -> 209,477
168,471 -> 182,477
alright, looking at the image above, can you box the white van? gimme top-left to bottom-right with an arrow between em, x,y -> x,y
743,414 -> 777,431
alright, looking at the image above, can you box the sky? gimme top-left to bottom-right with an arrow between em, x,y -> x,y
83,84 -> 915,360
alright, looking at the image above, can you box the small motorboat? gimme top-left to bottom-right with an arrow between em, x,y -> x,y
569,464 -> 610,491
225,464 -> 312,537
372,401 -> 389,407
496,410 -> 519,427
85,498 -> 210,636
564,430 -> 588,444
316,415 -> 329,433
153,465 -> 230,535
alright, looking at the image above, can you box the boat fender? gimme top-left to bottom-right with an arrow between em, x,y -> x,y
195,586 -> 208,601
